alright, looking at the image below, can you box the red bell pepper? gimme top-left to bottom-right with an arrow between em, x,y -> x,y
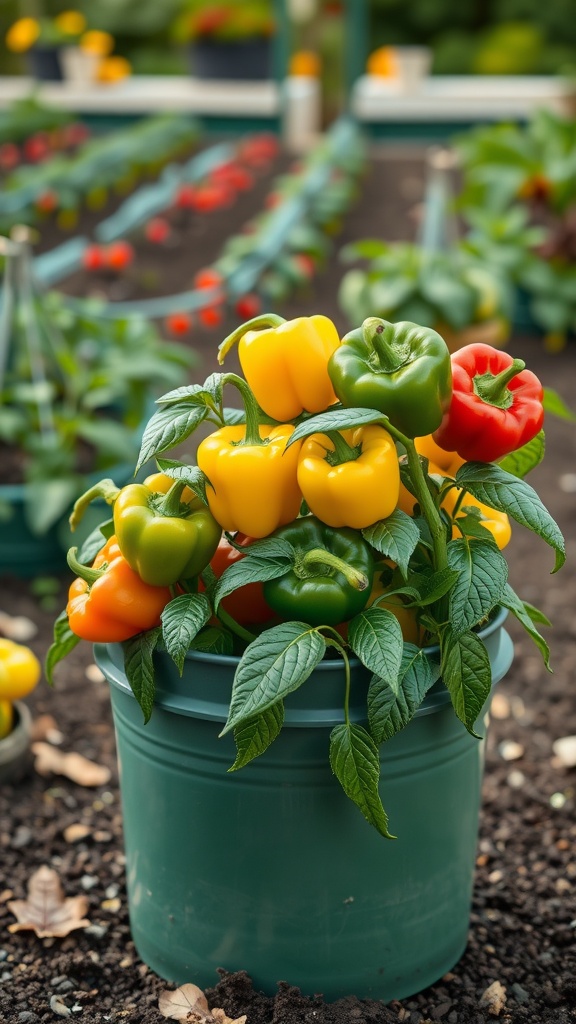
206,533 -> 273,627
433,343 -> 544,463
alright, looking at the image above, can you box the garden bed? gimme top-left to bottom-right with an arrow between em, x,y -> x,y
0,147 -> 575,1024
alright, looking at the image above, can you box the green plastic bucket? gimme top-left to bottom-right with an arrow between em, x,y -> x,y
95,608 -> 514,1001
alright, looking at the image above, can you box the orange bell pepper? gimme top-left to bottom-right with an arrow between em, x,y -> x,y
66,536 -> 171,643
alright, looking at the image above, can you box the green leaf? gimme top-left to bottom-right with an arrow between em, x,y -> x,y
45,611 -> 79,686
156,376 -> 223,409
230,703 -> 285,771
25,477 -> 80,535
499,431 -> 545,478
404,567 -> 460,607
455,462 -> 565,572
329,723 -> 394,839
362,511 -> 420,577
543,387 -> 576,422
447,538 -> 508,636
136,401 -> 208,471
348,608 -> 403,684
221,622 -> 325,734
213,540 -> 294,609
441,627 -> 493,737
522,601 -> 552,627
340,239 -> 389,262
161,594 -> 211,674
155,459 -> 210,503
287,407 -> 387,448
368,644 -> 441,744
77,519 -> 114,565
123,627 -> 161,724
501,583 -> 551,671
190,625 -> 234,655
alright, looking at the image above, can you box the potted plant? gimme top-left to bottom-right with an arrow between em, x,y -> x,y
174,0 -> 275,80
48,311 -> 565,1001
0,232 -> 193,575
5,10 -> 88,81
338,239 -> 513,352
0,639 -> 40,785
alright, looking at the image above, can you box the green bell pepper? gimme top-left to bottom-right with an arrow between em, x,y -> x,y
328,317 -> 452,439
113,476 -> 221,587
263,517 -> 374,626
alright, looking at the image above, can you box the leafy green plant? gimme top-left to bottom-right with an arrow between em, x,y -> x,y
0,235 -> 193,534
174,1 -> 274,43
455,110 -> 576,340
338,240 -> 512,340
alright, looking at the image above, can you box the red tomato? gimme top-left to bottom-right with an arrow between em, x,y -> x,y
199,306 -> 223,328
24,133 -> 50,163
0,142 -> 20,171
82,245 -> 106,271
294,253 -> 316,278
175,183 -> 197,209
165,312 -> 193,336
145,217 -> 171,244
36,190 -> 58,213
194,268 -> 223,290
107,240 -> 134,272
235,293 -> 261,319
209,534 -> 273,626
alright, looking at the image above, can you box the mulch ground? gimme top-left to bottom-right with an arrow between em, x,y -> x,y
1,145 -> 575,1024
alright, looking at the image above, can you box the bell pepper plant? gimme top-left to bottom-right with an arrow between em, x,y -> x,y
48,312 -> 566,841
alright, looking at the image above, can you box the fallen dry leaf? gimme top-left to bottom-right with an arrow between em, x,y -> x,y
158,984 -> 246,1024
31,714 -> 63,744
63,823 -> 92,844
479,980 -> 507,1016
32,742 -> 111,787
0,611 -> 38,641
7,865 -> 90,938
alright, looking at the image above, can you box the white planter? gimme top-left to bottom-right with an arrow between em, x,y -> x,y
60,46 -> 100,85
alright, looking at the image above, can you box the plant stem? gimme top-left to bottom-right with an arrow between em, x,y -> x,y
216,605 -> 257,645
299,547 -> 370,591
403,438 -> 449,573
221,372 -> 265,447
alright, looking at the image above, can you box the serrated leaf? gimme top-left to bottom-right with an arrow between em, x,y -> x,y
501,583 -> 551,671
123,628 -> 161,723
499,431 -> 545,478
455,462 -> 565,572
214,541 -> 294,609
221,622 -> 325,734
404,567 -> 460,607
348,608 -> 403,684
45,612 -> 80,686
329,723 -> 394,838
441,627 -> 493,737
362,511 -> 420,577
155,459 -> 210,503
190,626 -> 234,655
155,383 -> 208,406
368,645 -> 441,744
161,594 -> 211,674
230,703 -> 285,771
136,402 -> 208,471
287,407 -> 387,448
447,538 -> 508,635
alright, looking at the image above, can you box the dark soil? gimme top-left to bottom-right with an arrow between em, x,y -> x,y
1,145 -> 576,1023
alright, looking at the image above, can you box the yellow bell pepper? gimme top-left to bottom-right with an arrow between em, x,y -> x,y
297,426 -> 400,529
442,487 -> 512,550
0,700 -> 14,740
197,424 -> 302,538
0,639 -> 41,702
218,313 -> 341,421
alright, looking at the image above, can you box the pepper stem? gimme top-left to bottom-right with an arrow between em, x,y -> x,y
298,548 -> 369,591
221,372 -> 266,447
66,546 -> 105,586
155,480 -> 188,517
217,313 -> 286,364
69,478 -> 120,532
473,358 -> 525,408
362,318 -> 401,372
325,430 -> 361,465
